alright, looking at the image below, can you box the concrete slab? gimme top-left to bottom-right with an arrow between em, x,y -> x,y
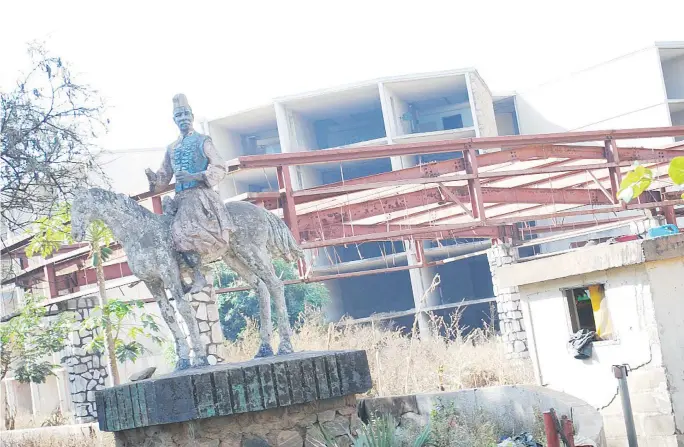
96,350 -> 372,432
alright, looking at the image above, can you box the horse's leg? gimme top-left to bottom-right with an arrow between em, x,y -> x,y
233,246 -> 293,356
223,254 -> 274,358
252,249 -> 294,355
164,272 -> 209,367
145,280 -> 192,370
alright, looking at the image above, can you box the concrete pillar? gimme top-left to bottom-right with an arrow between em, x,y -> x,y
487,243 -> 528,358
323,279 -> 344,321
62,298 -> 108,423
189,274 -> 224,365
406,241 -> 440,336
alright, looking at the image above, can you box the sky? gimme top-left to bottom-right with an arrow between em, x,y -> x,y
1,0 -> 683,153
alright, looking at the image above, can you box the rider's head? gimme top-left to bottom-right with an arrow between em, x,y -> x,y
172,94 -> 194,135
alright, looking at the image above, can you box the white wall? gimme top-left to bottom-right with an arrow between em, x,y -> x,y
495,112 -> 517,136
380,84 -> 410,139
516,46 -> 672,146
647,257 -> 684,434
520,264 -> 677,444
207,123 -> 242,161
413,102 -> 473,132
467,72 -> 498,138
672,109 -> 684,142
661,54 -> 684,100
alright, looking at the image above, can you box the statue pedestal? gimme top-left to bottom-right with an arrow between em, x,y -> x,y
96,350 -> 372,447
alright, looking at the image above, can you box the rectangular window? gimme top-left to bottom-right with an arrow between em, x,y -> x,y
442,114 -> 464,130
564,284 -> 613,339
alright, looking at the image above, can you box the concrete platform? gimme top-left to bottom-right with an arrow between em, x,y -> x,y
95,350 -> 372,432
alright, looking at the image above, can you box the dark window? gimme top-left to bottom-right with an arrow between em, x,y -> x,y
564,285 -> 607,334
442,114 -> 464,130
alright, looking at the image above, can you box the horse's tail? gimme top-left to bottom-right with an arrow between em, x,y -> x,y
264,209 -> 304,262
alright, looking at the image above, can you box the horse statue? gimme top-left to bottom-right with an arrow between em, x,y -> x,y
70,187 -> 303,370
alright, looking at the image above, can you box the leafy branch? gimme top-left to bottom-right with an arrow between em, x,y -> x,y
80,299 -> 165,364
616,157 -> 684,203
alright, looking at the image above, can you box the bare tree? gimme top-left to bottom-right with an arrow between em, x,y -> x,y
1,42 -> 108,232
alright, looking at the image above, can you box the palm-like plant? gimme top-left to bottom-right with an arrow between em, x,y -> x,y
26,203 -> 118,384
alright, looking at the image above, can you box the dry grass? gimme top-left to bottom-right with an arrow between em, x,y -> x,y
8,408 -> 74,431
1,424 -> 114,447
221,307 -> 534,397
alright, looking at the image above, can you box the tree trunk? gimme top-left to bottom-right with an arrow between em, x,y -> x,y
95,247 -> 120,385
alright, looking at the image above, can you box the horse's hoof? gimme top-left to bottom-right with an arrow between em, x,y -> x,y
277,341 -> 294,356
175,358 -> 191,371
193,356 -> 209,367
254,343 -> 274,358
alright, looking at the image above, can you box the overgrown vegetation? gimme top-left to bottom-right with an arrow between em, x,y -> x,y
214,259 -> 329,341
322,413 -> 430,447
0,294 -> 72,384
80,299 -> 164,364
221,308 -> 534,397
0,294 -> 73,429
25,203 -> 164,384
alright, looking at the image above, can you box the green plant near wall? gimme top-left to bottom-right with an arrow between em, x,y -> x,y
214,259 -> 329,341
80,299 -> 165,364
25,202 -> 164,383
320,413 -> 430,447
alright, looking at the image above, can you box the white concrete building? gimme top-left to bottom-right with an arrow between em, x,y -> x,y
205,68 -> 511,332
200,41 -> 684,332
495,232 -> 684,446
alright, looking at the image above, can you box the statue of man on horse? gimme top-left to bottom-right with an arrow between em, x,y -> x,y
145,94 -> 232,293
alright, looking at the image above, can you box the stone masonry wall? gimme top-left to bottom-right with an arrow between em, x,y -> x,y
114,395 -> 361,447
189,283 -> 224,365
59,297 -> 109,423
487,243 -> 528,358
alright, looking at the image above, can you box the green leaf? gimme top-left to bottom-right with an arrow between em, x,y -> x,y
617,165 -> 653,203
668,157 -> 684,185
116,341 -> 145,363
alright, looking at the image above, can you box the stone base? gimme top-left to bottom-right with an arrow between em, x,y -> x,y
96,350 -> 372,446
115,395 -> 361,447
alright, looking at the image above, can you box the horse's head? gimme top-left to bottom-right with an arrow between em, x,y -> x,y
71,188 -> 95,242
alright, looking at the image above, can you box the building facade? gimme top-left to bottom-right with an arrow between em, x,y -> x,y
1,41 -> 683,426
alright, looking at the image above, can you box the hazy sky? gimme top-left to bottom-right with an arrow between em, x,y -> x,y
2,0 -> 683,152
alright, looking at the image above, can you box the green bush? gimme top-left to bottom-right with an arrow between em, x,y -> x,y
214,259 -> 328,341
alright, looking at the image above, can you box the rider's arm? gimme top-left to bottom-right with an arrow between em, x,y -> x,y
147,147 -> 174,193
200,138 -> 227,188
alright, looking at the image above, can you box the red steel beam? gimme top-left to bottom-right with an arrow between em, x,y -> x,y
67,262 -> 134,288
300,216 -> 630,244
288,147 -> 684,205
151,196 -> 163,214
227,126 -> 684,169
277,166 -> 301,243
297,186 -> 610,233
291,145 -> 600,201
299,198 -> 684,247
464,147 -> 486,220
605,139 -> 622,200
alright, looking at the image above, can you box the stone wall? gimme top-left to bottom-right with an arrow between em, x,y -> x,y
115,395 -> 361,447
59,298 -> 109,423
189,284 -> 224,364
487,243 -> 528,358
